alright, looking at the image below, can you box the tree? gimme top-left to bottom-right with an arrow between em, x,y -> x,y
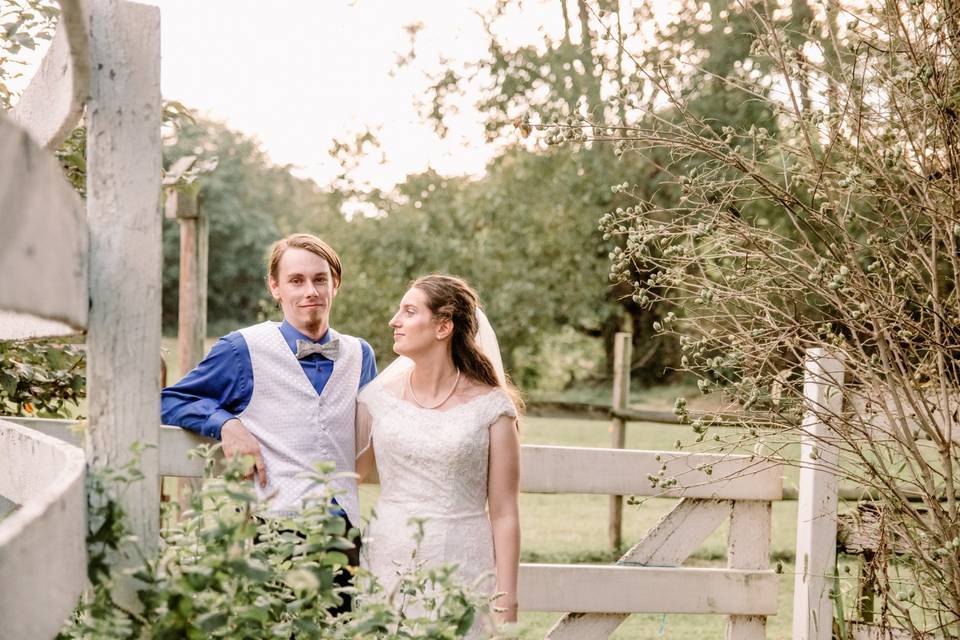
161,116 -> 344,335
586,0 -> 960,630
315,148 -> 668,387
393,0 -> 782,382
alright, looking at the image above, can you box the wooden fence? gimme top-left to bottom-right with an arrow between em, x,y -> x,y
11,346 -> 933,639
8,416 -> 783,639
0,419 -> 86,639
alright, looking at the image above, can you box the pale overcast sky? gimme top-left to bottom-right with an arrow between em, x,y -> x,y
139,0 -> 569,191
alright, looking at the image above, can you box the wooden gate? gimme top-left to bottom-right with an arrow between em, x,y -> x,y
521,445 -> 781,639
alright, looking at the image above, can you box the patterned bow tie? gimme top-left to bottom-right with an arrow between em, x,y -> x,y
295,337 -> 340,361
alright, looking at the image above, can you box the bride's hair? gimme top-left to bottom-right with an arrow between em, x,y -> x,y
411,274 -> 524,412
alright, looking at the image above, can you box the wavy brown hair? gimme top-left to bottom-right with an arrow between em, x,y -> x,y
411,275 -> 524,413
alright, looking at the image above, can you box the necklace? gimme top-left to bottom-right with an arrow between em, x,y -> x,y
407,368 -> 461,409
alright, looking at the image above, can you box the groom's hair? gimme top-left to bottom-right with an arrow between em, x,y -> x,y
267,233 -> 342,287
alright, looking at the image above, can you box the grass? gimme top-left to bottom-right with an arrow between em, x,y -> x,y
528,378 -> 716,412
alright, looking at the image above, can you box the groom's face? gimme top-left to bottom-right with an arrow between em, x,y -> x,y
269,247 -> 338,335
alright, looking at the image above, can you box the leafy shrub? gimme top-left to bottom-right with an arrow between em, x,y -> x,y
58,447 -> 492,639
0,339 -> 85,418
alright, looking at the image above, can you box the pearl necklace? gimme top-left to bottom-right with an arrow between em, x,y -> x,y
407,368 -> 461,409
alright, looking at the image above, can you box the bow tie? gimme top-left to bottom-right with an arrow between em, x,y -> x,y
295,338 -> 340,361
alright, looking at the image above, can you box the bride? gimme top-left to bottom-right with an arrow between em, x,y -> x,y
355,274 -> 521,635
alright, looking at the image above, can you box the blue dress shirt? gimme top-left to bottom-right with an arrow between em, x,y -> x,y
161,321 -> 378,440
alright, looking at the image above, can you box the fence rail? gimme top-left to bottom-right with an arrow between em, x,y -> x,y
9,418 -> 782,499
521,444 -> 781,499
0,419 -> 86,640
9,416 -> 931,500
520,564 -> 778,614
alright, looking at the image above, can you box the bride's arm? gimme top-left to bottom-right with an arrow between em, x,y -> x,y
488,414 -> 521,624
355,401 -> 377,483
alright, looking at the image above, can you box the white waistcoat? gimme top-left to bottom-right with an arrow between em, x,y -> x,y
237,321 -> 361,524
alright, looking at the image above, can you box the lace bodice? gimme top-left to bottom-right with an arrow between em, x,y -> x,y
359,381 -> 516,517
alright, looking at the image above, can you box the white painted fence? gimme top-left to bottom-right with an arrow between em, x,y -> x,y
790,350 -> 955,640
0,0 -> 161,636
525,446 -> 781,639
792,349 -> 845,640
0,419 -> 86,639
0,1 -> 93,635
8,417 -> 783,639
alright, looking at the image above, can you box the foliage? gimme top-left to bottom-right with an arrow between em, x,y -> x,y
374,0 -> 787,383
55,124 -> 86,196
60,448 -> 493,639
0,0 -> 57,108
161,114 -> 349,335
0,337 -> 84,417
156,110 -> 630,387
572,0 -> 960,632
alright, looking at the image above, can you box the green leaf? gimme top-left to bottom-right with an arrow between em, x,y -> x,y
284,568 -> 320,593
195,610 -> 228,632
0,371 -> 17,396
321,551 -> 349,568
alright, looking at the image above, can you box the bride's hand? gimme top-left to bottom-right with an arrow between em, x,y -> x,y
493,597 -> 519,625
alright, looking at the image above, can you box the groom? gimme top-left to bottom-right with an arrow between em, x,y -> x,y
161,232 -> 377,608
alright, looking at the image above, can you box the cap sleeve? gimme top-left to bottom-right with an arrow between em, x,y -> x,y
480,388 -> 518,429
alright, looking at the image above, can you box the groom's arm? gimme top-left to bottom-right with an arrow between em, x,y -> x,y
358,339 -> 377,389
160,332 -> 252,440
162,333 -> 268,487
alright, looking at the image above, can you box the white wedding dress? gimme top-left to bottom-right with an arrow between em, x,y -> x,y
356,371 -> 517,638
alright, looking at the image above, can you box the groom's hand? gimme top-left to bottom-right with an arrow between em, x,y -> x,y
221,419 -> 267,487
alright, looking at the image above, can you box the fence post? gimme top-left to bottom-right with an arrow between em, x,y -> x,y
162,155 -> 209,377
85,0 -> 162,608
162,160 -> 208,511
727,500 -> 772,639
608,332 -> 632,551
792,348 -> 844,640
174,191 -> 207,376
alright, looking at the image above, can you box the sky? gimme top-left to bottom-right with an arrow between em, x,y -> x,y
11,0 -> 664,192
138,0 -> 567,191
